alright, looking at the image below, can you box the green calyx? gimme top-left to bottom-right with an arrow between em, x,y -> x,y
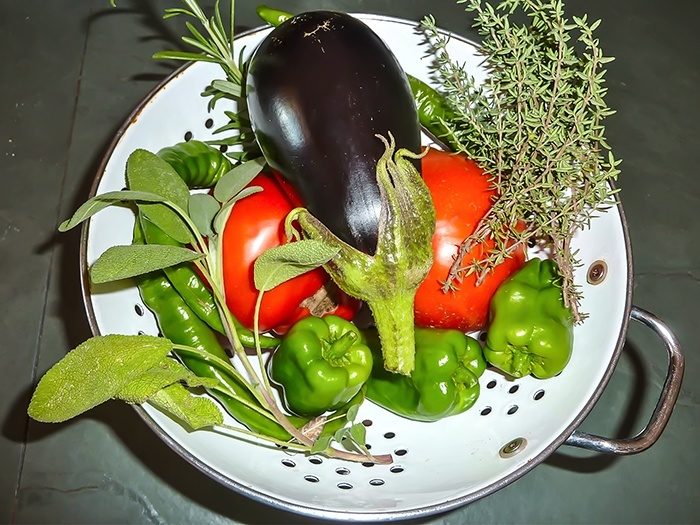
286,134 -> 435,375
484,258 -> 574,379
270,316 -> 373,417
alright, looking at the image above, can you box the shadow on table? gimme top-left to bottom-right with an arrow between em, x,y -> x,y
545,340 -> 648,473
86,0 -> 254,84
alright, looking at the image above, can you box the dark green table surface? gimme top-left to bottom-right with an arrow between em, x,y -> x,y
1,1 -> 697,523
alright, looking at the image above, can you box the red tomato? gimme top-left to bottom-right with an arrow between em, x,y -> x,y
414,148 -> 526,332
221,172 -> 328,333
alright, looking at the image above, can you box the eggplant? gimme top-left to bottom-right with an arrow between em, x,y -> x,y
245,11 -> 421,254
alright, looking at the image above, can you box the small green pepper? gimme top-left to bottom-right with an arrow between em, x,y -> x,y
365,328 -> 486,422
157,140 -> 232,189
484,258 -> 574,379
270,316 -> 373,417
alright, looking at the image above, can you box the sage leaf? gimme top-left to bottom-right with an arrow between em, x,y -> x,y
116,357 -> 218,404
58,190 -> 168,232
213,156 -> 265,203
137,204 -> 192,244
212,185 -> 263,235
127,149 -> 190,209
28,335 -> 173,423
127,149 -> 193,243
149,383 -> 223,431
349,423 -> 367,446
334,428 -> 348,444
310,434 -> 332,454
345,403 -> 360,422
253,240 -> 339,292
90,244 -> 202,284
189,193 -> 220,237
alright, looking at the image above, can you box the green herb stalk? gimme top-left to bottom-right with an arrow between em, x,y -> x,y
423,0 -> 621,321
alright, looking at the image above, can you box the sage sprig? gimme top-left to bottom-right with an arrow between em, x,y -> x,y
423,0 -> 621,321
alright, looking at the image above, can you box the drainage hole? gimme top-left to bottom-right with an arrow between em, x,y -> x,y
137,330 -> 145,336
487,380 -> 497,389
507,405 -> 519,415
480,406 -> 492,416
304,475 -> 319,483
335,467 -> 350,475
365,444 -> 372,450
281,459 -> 295,468
508,384 -> 519,394
337,482 -> 353,490
394,449 -> 408,456
219,144 -> 228,153
534,390 -> 546,401
383,432 -> 395,439
205,118 -> 214,129
134,304 -> 144,316
362,462 -> 374,468
478,331 -> 487,342
389,466 -> 404,474
184,131 -> 193,141
369,479 -> 385,486
308,457 -> 322,465
362,419 -> 373,427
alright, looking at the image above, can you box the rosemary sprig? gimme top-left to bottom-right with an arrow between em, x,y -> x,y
153,0 -> 259,158
423,0 -> 621,322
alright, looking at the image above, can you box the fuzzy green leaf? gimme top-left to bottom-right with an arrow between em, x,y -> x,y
28,335 -> 173,423
116,357 -> 218,404
58,190 -> 168,232
213,156 -> 266,203
189,193 -> 220,238
349,423 -> 367,446
253,240 -> 339,292
345,403 -> 360,422
127,149 -> 192,243
212,185 -> 263,234
90,244 -> 202,284
149,383 -> 223,430
310,434 -> 332,454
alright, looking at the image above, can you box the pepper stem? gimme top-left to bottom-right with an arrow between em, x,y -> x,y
367,290 -> 416,375
325,331 -> 358,362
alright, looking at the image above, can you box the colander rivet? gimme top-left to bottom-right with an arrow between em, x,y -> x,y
500,437 -> 527,458
587,260 -> 608,285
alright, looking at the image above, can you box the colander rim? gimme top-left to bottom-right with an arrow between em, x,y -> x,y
79,13 -> 633,522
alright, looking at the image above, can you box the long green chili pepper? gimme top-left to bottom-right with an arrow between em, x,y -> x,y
407,75 -> 460,152
133,219 -> 296,440
140,215 -> 279,348
256,5 -> 458,152
256,5 -> 293,27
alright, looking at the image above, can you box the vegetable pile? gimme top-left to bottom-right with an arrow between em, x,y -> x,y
28,0 -> 618,465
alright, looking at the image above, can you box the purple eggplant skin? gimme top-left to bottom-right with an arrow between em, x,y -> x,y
245,11 -> 421,255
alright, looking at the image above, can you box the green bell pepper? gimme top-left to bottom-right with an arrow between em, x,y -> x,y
484,258 -> 574,379
365,328 -> 486,422
270,315 -> 373,417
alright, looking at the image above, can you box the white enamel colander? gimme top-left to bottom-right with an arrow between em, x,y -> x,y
79,14 -> 684,522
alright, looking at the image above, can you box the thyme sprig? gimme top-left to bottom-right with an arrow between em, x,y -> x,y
422,0 -> 621,321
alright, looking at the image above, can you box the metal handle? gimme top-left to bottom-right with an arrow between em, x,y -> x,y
564,306 -> 685,454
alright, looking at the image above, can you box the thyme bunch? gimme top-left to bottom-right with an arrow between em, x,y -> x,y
422,0 -> 621,321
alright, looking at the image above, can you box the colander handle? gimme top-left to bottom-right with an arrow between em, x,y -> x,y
564,306 -> 684,454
